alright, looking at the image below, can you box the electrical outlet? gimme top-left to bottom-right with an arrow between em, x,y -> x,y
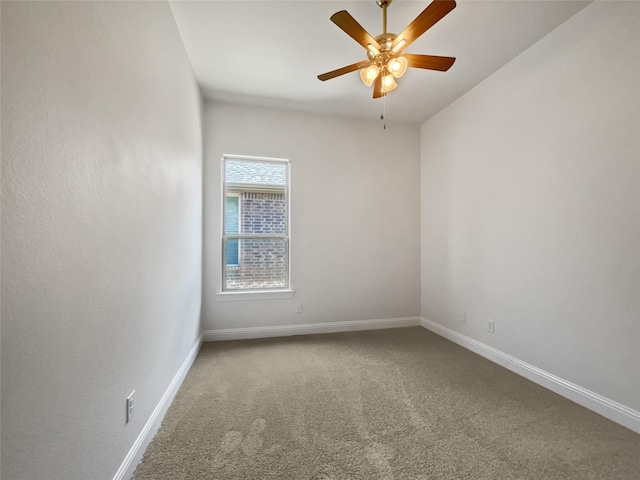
126,391 -> 135,423
296,304 -> 303,313
460,312 -> 466,323
487,320 -> 495,333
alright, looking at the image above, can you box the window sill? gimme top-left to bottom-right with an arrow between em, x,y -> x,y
216,289 -> 295,301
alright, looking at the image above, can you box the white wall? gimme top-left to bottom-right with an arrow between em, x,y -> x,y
203,103 -> 420,331
1,2 -> 202,479
420,1 -> 639,412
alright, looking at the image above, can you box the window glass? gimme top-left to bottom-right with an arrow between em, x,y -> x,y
225,197 -> 239,266
223,157 -> 289,291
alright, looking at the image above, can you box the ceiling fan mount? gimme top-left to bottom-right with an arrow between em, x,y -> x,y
318,0 -> 457,98
375,0 -> 393,8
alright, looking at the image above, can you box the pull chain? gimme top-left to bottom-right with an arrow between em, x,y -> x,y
380,89 -> 387,130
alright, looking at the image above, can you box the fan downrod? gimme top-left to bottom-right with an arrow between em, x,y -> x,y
376,0 -> 393,33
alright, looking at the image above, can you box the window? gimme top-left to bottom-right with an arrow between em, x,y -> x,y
222,155 -> 290,292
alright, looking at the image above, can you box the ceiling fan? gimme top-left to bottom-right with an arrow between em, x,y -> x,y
318,0 -> 457,98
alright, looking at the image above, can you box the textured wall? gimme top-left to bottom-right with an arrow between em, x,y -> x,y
420,1 -> 639,411
1,2 -> 202,479
203,103 -> 421,329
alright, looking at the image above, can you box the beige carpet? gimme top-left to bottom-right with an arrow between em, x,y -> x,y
133,327 -> 639,479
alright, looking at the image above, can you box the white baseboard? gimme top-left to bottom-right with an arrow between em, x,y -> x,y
112,334 -> 203,480
420,318 -> 640,434
202,317 -> 421,342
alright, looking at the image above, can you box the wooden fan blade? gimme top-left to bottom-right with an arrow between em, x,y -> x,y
391,0 -> 456,53
405,54 -> 456,71
318,60 -> 372,81
373,74 -> 383,99
331,10 -> 381,51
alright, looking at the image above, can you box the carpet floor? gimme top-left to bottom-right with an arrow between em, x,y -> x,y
133,327 -> 639,479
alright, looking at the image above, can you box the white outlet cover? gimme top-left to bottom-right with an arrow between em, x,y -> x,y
126,391 -> 135,423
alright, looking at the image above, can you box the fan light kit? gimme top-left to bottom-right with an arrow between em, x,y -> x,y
318,0 -> 457,99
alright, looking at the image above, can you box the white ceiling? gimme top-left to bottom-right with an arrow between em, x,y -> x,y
169,0 -> 591,124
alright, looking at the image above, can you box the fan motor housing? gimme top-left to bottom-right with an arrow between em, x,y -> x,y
367,33 -> 397,62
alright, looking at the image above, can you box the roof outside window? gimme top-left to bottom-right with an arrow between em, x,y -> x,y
226,160 -> 286,186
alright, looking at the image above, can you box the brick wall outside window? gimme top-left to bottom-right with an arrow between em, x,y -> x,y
226,191 -> 286,289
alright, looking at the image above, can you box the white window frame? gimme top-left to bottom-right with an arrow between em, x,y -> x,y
218,154 -> 293,300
